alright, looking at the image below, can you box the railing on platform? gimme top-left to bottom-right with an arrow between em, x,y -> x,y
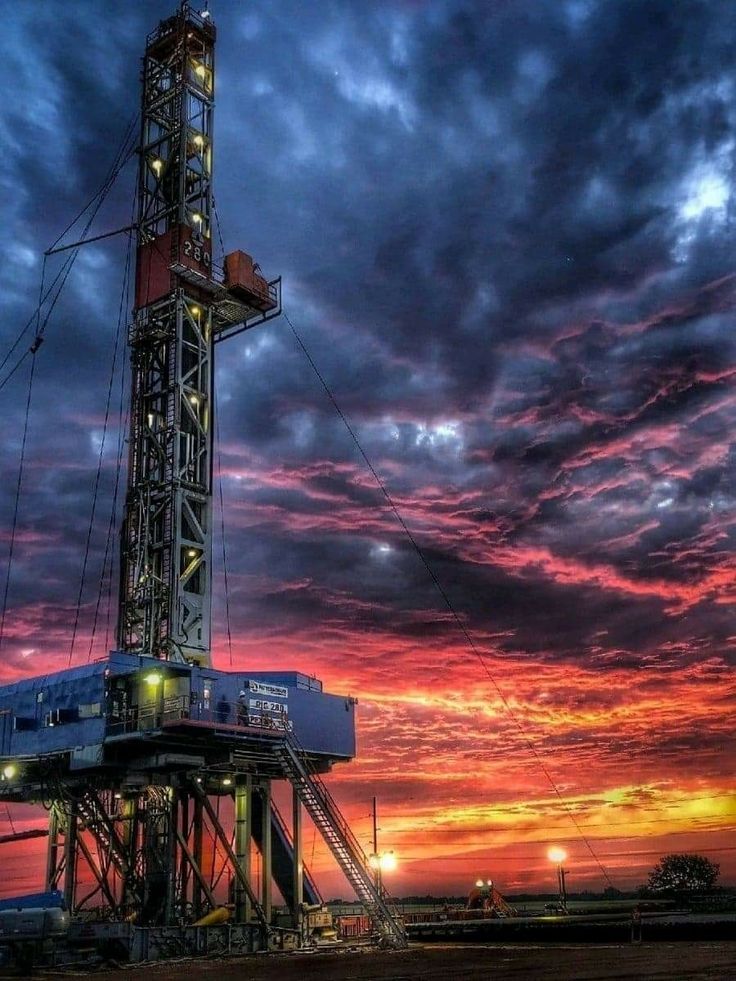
106,695 -> 293,737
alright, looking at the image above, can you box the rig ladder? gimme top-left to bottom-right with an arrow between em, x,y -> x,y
277,734 -> 408,949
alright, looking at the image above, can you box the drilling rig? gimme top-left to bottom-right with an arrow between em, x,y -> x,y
0,2 -> 406,965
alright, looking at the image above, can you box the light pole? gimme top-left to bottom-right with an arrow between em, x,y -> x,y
369,796 -> 397,891
547,846 -> 568,912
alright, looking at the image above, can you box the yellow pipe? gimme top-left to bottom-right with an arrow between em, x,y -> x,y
193,906 -> 231,927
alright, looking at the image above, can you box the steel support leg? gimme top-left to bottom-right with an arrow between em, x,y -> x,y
45,804 -> 61,891
193,793 -> 204,918
260,781 -> 272,923
121,797 -> 140,910
63,800 -> 78,912
292,785 -> 303,929
234,776 -> 252,923
179,793 -> 190,911
166,788 -> 178,923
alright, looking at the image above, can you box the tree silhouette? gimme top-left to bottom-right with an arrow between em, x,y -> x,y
647,854 -> 719,895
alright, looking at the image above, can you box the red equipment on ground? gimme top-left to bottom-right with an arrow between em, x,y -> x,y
467,880 -> 516,917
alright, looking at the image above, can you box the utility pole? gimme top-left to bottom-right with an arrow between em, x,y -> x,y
558,862 -> 568,911
117,1 -> 280,666
372,795 -> 380,889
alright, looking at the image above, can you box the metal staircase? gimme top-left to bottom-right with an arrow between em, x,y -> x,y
277,736 -> 408,949
76,790 -> 137,889
57,790 -> 142,913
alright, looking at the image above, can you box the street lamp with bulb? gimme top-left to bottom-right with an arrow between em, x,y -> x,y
369,849 -> 397,889
547,846 -> 568,912
370,796 -> 398,889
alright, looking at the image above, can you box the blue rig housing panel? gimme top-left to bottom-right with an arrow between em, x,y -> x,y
0,652 -> 356,780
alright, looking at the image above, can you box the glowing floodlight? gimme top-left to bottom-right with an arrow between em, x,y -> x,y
380,851 -> 397,872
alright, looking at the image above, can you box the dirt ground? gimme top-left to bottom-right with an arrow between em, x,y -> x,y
15,942 -> 736,981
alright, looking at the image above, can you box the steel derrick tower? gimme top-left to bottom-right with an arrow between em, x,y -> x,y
0,2 -> 406,959
118,2 -> 280,666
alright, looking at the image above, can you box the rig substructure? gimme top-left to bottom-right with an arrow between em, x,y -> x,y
0,2 -> 406,964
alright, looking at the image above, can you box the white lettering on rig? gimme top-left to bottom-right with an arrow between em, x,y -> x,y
247,680 -> 288,698
249,698 -> 287,714
247,713 -> 293,731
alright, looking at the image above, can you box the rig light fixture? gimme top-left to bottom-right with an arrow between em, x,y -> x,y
548,846 -> 567,865
144,671 -> 163,686
2,763 -> 18,780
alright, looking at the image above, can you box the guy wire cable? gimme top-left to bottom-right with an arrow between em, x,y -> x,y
282,307 -> 616,889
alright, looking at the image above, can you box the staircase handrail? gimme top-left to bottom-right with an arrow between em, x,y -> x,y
278,729 -> 407,945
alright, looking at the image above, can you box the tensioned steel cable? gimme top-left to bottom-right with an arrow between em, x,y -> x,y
0,254 -> 73,380
0,123 -> 138,398
46,113 -> 139,255
212,198 -> 234,665
212,198 -> 227,267
88,287 -> 130,663
68,229 -> 133,666
0,117 -> 137,379
104,402 -> 129,656
282,308 -> 616,889
88,188 -> 138,662
0,351 -> 38,653
216,411 -> 234,666
2,804 -> 16,836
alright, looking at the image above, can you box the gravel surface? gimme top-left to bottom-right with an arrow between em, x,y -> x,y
7,942 -> 736,981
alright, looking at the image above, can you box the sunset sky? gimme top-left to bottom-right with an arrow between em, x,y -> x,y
0,0 -> 735,900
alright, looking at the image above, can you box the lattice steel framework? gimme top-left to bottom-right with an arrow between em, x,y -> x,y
119,4 -> 217,664
119,2 -> 280,667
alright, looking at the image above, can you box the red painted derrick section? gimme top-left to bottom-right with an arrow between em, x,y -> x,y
136,231 -> 277,315
135,224 -> 212,309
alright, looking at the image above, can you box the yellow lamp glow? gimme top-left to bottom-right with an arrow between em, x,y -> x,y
548,846 -> 567,864
2,764 -> 17,780
144,671 -> 162,686
380,852 -> 397,872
